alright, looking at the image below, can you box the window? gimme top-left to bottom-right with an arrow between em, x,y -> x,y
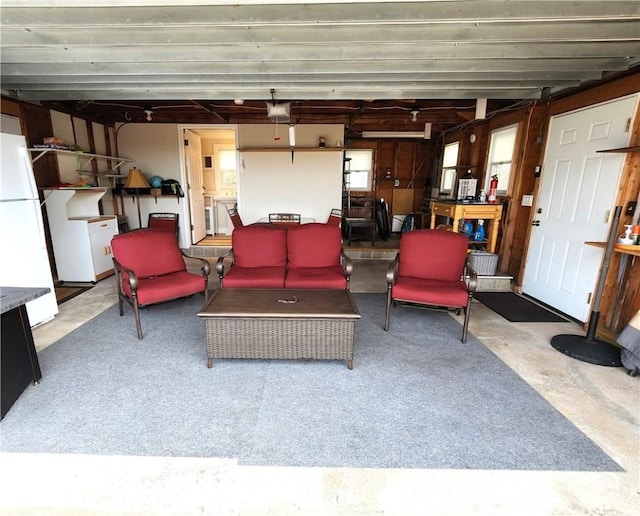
214,145 -> 237,189
440,141 -> 460,195
485,124 -> 518,195
344,149 -> 373,191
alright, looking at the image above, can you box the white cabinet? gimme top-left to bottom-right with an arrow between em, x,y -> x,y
43,187 -> 118,283
89,218 -> 118,277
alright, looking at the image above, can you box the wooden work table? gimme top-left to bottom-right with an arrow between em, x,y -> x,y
430,201 -> 503,253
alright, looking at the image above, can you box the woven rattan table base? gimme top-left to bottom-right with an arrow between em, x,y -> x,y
198,289 -> 361,369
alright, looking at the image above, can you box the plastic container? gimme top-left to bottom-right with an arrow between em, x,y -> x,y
462,219 -> 474,236
468,251 -> 499,276
473,219 -> 486,241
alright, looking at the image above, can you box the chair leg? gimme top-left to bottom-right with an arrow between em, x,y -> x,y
384,286 -> 392,331
461,295 -> 472,343
132,292 -> 143,339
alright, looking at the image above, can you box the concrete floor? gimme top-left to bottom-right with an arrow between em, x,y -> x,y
1,260 -> 638,515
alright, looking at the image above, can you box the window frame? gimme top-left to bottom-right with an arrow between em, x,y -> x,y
344,149 -> 374,192
484,124 -> 518,196
440,141 -> 460,196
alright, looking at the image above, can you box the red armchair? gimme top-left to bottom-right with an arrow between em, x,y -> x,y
384,229 -> 477,342
111,229 -> 211,339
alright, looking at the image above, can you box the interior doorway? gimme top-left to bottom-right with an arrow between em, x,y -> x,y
180,126 -> 237,246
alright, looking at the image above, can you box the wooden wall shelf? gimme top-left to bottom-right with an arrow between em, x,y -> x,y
586,241 -> 640,257
29,148 -> 133,170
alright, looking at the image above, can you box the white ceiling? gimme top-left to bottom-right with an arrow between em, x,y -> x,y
2,0 -> 639,104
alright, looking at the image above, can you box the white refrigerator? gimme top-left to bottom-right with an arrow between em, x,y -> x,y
0,132 -> 58,326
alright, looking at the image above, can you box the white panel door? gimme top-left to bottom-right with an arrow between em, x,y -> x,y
522,94 -> 638,321
184,130 -> 206,244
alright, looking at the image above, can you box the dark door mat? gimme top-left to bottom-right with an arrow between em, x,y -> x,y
474,292 -> 570,323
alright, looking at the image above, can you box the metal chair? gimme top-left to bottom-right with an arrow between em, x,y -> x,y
384,229 -> 477,343
268,213 -> 301,226
227,207 -> 244,229
147,212 -> 179,239
111,229 -> 210,339
327,208 -> 342,226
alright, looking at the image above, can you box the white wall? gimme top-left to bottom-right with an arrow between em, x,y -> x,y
237,124 -> 344,223
239,151 -> 343,224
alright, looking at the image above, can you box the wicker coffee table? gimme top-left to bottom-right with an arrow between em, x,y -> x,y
197,289 -> 361,369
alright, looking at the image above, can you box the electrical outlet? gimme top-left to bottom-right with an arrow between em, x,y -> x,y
626,201 -> 637,216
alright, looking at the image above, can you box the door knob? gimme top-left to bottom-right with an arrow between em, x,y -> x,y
531,220 -> 540,226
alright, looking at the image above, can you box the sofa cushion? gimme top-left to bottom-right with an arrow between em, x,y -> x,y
222,266 -> 286,288
232,224 -> 287,268
123,270 -> 206,305
285,266 -> 347,289
111,229 -> 186,279
286,223 -> 342,268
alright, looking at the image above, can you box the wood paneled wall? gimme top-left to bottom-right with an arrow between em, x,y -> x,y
347,139 -> 433,221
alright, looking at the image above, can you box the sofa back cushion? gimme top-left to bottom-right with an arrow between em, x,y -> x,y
232,224 -> 287,268
398,229 -> 468,281
111,229 -> 186,279
287,223 -> 342,268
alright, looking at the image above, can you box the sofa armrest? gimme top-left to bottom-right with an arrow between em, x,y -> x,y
180,250 -> 211,278
215,250 -> 234,282
340,250 -> 353,290
340,249 -> 353,276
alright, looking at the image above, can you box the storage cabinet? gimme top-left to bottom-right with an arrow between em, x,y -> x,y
430,201 -> 503,253
43,187 -> 118,283
89,218 -> 118,276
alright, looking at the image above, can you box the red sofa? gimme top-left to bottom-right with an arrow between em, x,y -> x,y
216,223 -> 353,289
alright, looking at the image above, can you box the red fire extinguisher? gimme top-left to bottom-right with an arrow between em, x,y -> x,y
488,175 -> 498,204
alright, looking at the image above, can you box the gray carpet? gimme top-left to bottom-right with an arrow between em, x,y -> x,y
0,294 -> 621,471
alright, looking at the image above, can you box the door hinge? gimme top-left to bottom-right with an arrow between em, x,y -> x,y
190,224 -> 194,231
184,139 -> 189,146
587,292 -> 592,304
625,117 -> 631,132
605,210 -> 610,223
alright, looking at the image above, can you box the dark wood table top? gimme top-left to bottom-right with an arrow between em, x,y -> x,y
198,288 -> 361,319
